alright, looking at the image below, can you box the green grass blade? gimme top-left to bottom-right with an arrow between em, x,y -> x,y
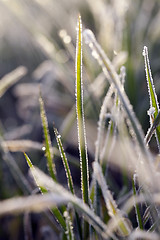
54,128 -> 74,195
132,174 -> 143,229
75,15 -> 89,205
54,128 -> 82,239
24,153 -> 66,232
39,92 -> 56,181
143,46 -> 160,148
76,15 -> 90,239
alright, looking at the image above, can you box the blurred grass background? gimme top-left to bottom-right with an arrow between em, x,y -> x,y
0,0 -> 160,239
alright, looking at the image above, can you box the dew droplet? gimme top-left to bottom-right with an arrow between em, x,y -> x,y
63,35 -> 71,44
91,50 -> 99,59
42,146 -> 46,151
57,134 -> 61,139
63,211 -> 68,218
142,46 -> 147,56
147,107 -> 155,116
59,29 -> 67,38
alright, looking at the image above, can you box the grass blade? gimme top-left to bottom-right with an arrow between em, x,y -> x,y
54,128 -> 74,194
132,174 -> 143,229
24,153 -> 66,232
83,29 -> 148,157
39,92 -> 56,181
63,211 -> 75,240
76,14 -> 90,239
28,165 -> 118,240
0,193 -> 68,215
75,15 -> 89,204
143,46 -> 160,148
54,127 -> 82,239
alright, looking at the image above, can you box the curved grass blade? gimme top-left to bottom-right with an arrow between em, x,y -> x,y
39,92 -> 56,181
28,165 -> 118,240
24,153 -> 66,232
143,46 -> 160,148
76,15 -> 90,239
83,29 -> 148,157
0,66 -> 27,98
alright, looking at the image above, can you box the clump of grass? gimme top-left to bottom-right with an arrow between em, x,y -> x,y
1,14 -> 160,240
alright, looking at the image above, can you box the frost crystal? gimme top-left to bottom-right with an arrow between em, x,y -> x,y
147,107 -> 155,117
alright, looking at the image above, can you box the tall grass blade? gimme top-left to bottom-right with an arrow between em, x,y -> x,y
24,153 -> 66,232
143,46 -> 160,148
75,14 -> 90,239
76,15 -> 89,205
39,92 -> 56,181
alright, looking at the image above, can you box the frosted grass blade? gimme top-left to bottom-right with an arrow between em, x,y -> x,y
54,128 -> 82,239
95,84 -> 114,164
0,193 -> 68,215
93,84 -> 114,216
75,15 -> 89,204
76,15 -> 90,239
24,153 -> 66,232
2,140 -> 43,152
63,211 -> 75,240
54,128 -> 74,194
83,29 -> 148,157
39,93 -> 56,181
28,166 -> 118,240
143,46 -> 160,147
